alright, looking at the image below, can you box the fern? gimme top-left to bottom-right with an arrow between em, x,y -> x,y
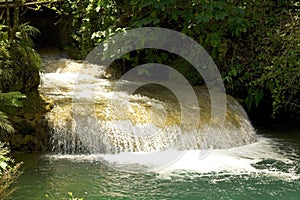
0,142 -> 22,199
0,65 -> 13,82
0,112 -> 14,134
15,23 -> 40,47
0,92 -> 26,109
18,23 -> 40,37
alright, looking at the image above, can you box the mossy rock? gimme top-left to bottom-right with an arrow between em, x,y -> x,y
0,92 -> 52,152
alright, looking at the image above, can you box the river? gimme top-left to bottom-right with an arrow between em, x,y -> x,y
9,125 -> 300,199
8,51 -> 300,199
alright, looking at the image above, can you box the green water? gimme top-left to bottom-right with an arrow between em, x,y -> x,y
9,125 -> 300,200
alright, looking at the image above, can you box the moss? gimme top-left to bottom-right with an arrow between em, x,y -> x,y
3,93 -> 52,152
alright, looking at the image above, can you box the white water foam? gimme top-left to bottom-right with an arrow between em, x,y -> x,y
41,56 -> 298,180
46,136 -> 300,180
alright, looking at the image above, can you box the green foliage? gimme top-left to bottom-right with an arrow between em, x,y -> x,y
0,22 -> 41,94
0,111 -> 14,135
15,23 -> 40,46
224,0 -> 300,117
0,17 -> 40,134
0,92 -> 26,109
0,143 -> 13,173
0,23 -> 27,135
0,37 -> 12,89
0,7 -> 43,199
0,142 -> 22,199
0,21 -> 33,135
0,91 -> 26,138
129,0 -> 248,40
49,0 -> 125,58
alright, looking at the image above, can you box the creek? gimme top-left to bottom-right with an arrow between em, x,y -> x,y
9,51 -> 300,199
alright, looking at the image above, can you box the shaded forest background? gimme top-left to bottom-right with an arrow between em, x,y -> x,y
0,0 -> 299,197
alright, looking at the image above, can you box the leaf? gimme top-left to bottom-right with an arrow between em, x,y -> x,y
231,68 -> 237,77
254,90 -> 264,107
214,10 -> 228,20
0,111 -> 14,134
0,161 -> 8,170
215,0 -> 226,9
203,11 -> 213,23
172,10 -> 181,20
209,32 -> 221,48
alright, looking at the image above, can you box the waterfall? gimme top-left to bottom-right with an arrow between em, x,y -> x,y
39,51 -> 257,154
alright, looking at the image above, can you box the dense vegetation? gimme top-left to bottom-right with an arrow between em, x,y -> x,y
0,1 -> 43,196
39,0 -> 299,120
0,0 -> 299,198
0,142 -> 22,199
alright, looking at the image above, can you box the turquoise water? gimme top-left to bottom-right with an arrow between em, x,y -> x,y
9,126 -> 300,200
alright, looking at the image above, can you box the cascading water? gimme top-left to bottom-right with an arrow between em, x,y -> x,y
40,51 -> 257,155
7,51 -> 299,200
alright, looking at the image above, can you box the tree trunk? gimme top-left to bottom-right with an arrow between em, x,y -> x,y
5,0 -> 10,35
9,0 -> 21,40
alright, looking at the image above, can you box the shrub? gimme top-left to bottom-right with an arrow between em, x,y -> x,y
0,143 -> 22,199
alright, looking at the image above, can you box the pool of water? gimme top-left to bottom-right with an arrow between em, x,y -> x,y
9,125 -> 300,200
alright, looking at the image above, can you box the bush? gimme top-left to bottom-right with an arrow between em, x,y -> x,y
223,0 -> 300,118
0,143 -> 22,199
